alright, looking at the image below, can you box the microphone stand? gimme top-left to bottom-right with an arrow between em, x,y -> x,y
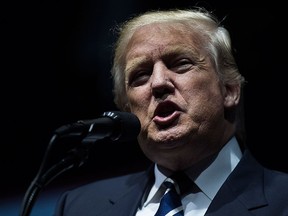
19,134 -> 90,216
19,111 -> 141,216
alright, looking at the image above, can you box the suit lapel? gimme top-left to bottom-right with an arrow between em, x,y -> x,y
101,165 -> 154,216
94,151 -> 268,216
205,150 -> 268,215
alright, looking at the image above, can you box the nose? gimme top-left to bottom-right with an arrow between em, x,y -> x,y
150,63 -> 174,99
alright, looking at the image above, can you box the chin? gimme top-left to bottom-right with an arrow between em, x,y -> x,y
155,126 -> 189,141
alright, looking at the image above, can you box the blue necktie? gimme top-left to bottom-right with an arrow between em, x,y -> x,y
154,180 -> 184,216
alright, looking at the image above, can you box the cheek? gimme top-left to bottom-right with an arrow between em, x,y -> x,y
181,77 -> 224,113
127,87 -> 150,109
126,90 -> 152,128
126,88 -> 152,131
183,74 -> 222,98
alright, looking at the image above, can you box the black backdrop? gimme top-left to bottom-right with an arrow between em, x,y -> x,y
2,1 -> 288,214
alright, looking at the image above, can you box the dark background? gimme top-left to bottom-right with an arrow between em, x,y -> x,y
1,1 -> 287,215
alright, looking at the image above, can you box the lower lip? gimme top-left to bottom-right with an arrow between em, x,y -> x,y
153,111 -> 180,126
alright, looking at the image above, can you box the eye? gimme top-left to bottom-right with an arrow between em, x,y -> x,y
169,58 -> 194,73
128,70 -> 151,87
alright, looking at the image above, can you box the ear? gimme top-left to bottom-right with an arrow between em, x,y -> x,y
224,84 -> 241,108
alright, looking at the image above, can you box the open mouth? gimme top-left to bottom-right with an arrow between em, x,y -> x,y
153,101 -> 181,126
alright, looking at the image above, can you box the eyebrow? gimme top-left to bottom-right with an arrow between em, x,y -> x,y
125,55 -> 150,76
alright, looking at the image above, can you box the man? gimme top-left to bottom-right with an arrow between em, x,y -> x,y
54,7 -> 288,216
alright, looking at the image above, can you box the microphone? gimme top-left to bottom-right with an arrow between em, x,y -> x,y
54,111 -> 141,144
19,111 -> 141,216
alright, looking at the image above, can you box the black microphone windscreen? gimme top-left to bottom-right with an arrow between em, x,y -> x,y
99,111 -> 141,142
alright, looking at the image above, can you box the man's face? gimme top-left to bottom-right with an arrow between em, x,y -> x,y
123,23 -> 235,170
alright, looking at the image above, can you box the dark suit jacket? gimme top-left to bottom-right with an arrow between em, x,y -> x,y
53,150 -> 288,216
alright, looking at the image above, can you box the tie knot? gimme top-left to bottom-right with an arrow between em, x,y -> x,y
169,172 -> 192,195
162,181 -> 179,196
163,181 -> 175,189
155,179 -> 184,216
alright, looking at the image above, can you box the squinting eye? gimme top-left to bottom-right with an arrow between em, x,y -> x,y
170,59 -> 193,73
128,71 -> 151,87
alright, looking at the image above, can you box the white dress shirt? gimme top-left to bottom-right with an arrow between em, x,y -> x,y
136,136 -> 242,216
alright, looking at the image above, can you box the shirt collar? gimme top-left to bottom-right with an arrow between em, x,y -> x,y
143,164 -> 167,206
187,136 -> 242,199
144,136 -> 242,205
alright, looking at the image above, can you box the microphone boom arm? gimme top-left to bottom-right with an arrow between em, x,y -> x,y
19,134 -> 90,216
19,111 -> 141,216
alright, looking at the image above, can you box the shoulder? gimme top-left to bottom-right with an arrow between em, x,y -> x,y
66,170 -> 148,196
237,149 -> 288,182
53,169 -> 153,215
238,150 -> 288,207
263,165 -> 288,193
